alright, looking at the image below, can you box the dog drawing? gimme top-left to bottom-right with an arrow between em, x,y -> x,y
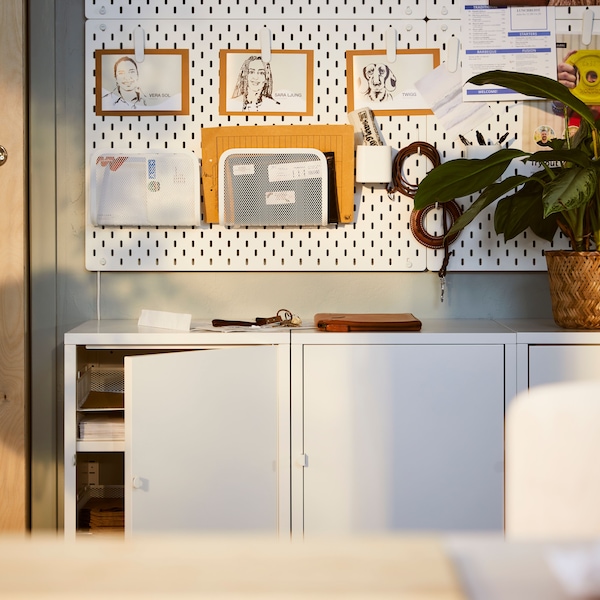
362,63 -> 397,102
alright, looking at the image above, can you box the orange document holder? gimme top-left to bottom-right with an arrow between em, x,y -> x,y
200,124 -> 355,224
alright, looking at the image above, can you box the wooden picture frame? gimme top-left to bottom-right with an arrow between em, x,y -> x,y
346,49 -> 440,116
220,50 -> 314,116
96,49 -> 189,117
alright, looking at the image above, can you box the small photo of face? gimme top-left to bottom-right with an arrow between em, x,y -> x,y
535,125 -> 555,146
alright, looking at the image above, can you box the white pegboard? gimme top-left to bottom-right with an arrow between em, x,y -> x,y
85,0 -> 573,272
426,0 -> 461,22
85,16 -> 431,272
86,0 -> 428,21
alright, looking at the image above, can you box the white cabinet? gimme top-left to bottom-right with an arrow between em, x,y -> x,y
290,321 -> 516,536
499,319 -> 600,397
64,321 -> 291,538
65,319 -> 519,538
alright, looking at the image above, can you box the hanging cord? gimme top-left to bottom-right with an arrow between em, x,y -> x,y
409,202 -> 462,251
409,202 -> 462,302
387,141 -> 441,198
438,205 -> 453,303
387,141 -> 462,302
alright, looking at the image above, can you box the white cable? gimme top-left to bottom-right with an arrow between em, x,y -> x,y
96,270 -> 101,320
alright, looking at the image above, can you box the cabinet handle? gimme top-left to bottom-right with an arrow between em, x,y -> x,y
132,476 -> 144,489
297,454 -> 309,468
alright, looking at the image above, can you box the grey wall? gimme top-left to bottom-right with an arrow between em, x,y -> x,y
28,0 -> 554,530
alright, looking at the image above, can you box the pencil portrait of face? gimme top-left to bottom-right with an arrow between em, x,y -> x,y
231,55 -> 280,111
102,56 -> 147,110
97,49 -> 189,116
221,49 -> 312,116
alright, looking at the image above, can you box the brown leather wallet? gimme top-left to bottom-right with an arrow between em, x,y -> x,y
314,313 -> 422,332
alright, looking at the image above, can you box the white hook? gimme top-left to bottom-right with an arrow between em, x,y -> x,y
260,27 -> 272,64
447,35 -> 460,74
134,25 -> 145,63
582,8 -> 594,47
386,26 -> 397,63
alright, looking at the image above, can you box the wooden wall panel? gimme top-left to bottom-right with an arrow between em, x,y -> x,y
0,0 -> 28,532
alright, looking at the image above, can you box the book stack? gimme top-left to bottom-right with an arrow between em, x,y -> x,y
78,412 -> 124,441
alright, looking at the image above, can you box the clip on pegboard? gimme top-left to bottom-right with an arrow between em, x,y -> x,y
386,27 -> 397,63
260,27 -> 272,64
134,25 -> 145,63
582,9 -> 594,47
447,35 -> 460,73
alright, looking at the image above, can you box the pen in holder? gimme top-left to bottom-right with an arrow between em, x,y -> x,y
355,145 -> 392,184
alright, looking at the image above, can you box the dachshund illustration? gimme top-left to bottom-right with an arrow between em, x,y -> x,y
362,63 -> 397,102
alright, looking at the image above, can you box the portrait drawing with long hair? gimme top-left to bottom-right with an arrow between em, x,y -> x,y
220,50 -> 313,116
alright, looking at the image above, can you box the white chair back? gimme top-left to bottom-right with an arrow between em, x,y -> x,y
506,380 -> 600,538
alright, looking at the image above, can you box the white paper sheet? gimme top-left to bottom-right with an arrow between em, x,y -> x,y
415,63 -> 494,142
138,309 -> 192,331
462,4 -> 557,102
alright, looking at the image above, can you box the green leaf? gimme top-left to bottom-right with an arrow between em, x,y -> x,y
468,70 -> 597,129
525,149 -> 592,169
542,167 -> 597,217
446,175 -> 529,236
544,137 -> 568,151
570,119 -> 594,151
413,148 -> 528,210
530,211 -> 559,243
494,181 -> 550,241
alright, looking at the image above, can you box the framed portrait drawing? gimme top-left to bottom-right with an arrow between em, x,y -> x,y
96,49 -> 190,117
347,49 -> 440,116
220,50 -> 314,116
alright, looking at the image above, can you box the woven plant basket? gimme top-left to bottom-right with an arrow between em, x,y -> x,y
545,250 -> 600,330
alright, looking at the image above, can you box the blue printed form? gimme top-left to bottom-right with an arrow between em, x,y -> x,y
462,4 -> 556,102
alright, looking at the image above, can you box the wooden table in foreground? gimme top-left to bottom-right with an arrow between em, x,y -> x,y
0,535 -> 464,599
0,533 -> 589,599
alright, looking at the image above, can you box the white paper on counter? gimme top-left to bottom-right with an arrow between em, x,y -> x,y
138,309 -> 192,331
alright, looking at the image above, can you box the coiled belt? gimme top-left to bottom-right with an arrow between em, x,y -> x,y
387,141 -> 462,251
387,141 -> 462,299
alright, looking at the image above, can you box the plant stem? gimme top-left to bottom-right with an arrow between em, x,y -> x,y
560,206 -> 586,250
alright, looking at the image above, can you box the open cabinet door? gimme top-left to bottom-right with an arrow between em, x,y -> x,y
125,346 -> 280,534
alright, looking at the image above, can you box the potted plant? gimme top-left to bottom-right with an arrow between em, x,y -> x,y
413,69 -> 600,330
